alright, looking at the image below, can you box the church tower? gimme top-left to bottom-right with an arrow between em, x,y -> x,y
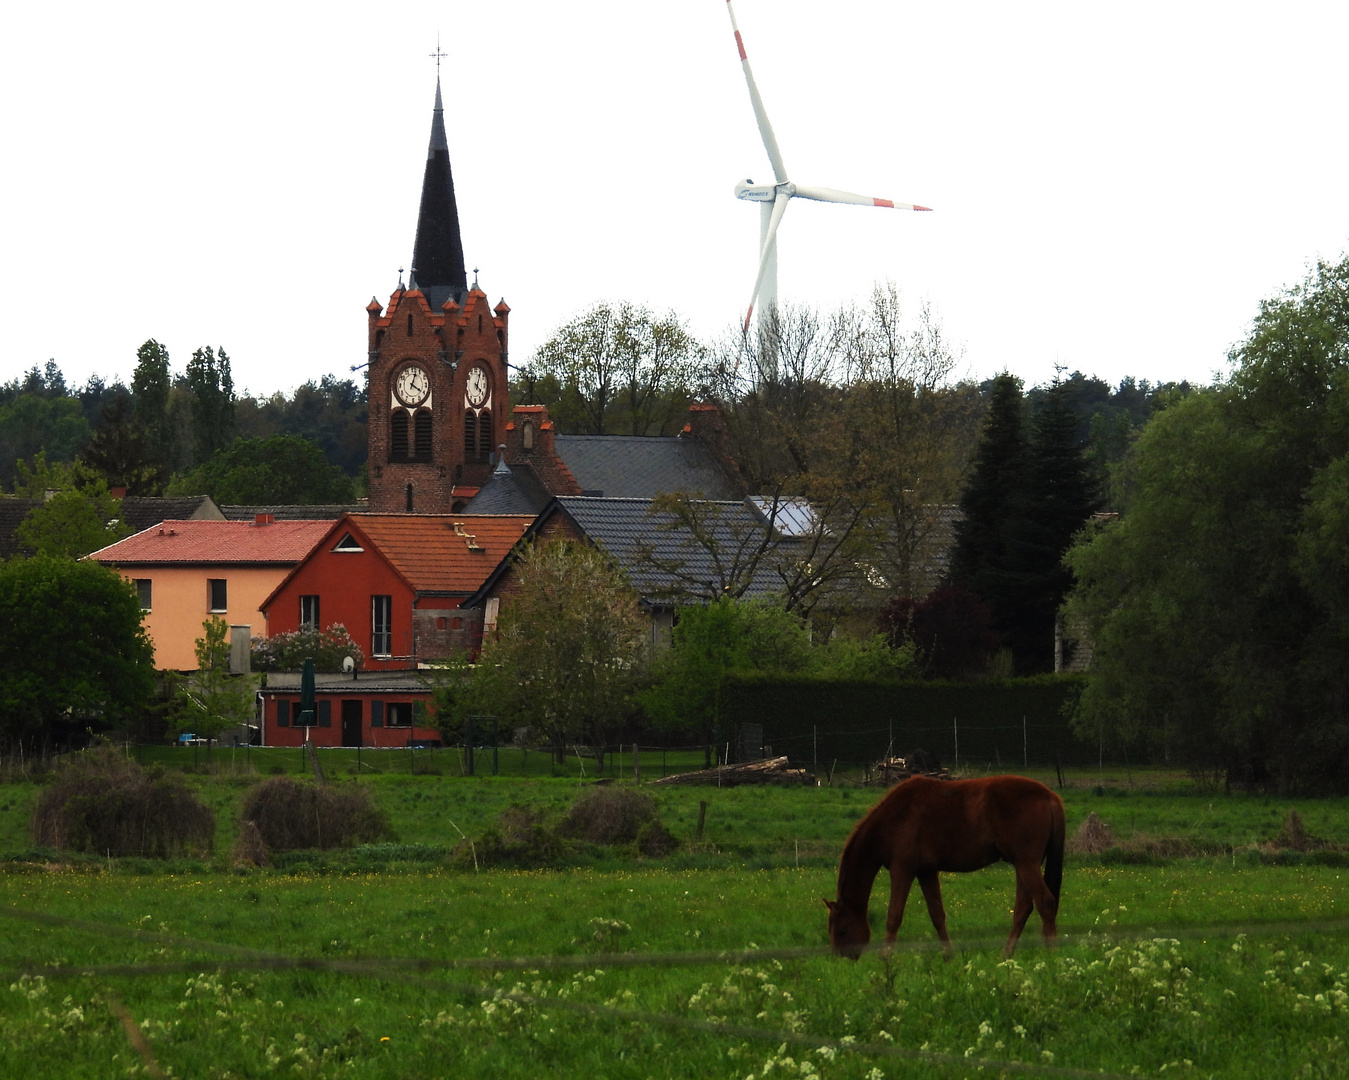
366,76 -> 511,513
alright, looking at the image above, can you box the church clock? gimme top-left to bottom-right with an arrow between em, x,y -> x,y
465,365 -> 489,407
394,364 -> 430,407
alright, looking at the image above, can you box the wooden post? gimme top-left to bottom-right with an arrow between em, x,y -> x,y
633,742 -> 640,783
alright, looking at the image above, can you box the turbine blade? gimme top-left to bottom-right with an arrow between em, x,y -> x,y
725,0 -> 789,184
792,183 -> 932,211
744,191 -> 792,332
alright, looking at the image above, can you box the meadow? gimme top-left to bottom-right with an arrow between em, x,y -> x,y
1,754 -> 1347,1078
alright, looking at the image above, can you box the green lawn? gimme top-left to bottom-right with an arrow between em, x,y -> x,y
1,761 -> 1347,1077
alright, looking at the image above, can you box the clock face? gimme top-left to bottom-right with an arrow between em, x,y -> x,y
394,365 -> 430,407
465,366 -> 489,408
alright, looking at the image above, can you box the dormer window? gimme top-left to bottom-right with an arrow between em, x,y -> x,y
522,419 -> 534,450
333,533 -> 364,552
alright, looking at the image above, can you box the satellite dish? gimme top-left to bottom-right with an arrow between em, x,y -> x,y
342,656 -> 355,673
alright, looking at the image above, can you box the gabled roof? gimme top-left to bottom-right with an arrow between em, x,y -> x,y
462,496 -> 786,610
121,495 -> 224,531
552,434 -> 740,499
259,514 -> 536,612
345,514 -> 534,594
87,519 -> 332,565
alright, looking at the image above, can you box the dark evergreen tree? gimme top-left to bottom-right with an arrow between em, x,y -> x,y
131,339 -> 179,479
1003,379 -> 1102,671
78,392 -> 165,495
184,346 -> 235,465
946,372 -> 1027,657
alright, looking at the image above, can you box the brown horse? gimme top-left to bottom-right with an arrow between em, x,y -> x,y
825,775 -> 1064,959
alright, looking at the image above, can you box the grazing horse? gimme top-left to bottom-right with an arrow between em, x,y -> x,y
825,775 -> 1064,959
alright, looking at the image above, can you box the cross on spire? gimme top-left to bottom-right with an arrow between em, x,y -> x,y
430,35 -> 447,75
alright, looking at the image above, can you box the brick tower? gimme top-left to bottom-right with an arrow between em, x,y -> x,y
366,77 -> 510,513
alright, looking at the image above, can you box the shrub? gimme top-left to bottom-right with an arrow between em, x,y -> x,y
31,748 -> 215,858
453,803 -> 571,869
239,776 -> 392,852
562,787 -> 678,856
251,624 -> 364,673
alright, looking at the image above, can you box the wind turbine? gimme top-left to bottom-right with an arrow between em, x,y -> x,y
725,0 -> 931,332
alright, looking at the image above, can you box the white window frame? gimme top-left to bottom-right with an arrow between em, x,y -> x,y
371,595 -> 392,657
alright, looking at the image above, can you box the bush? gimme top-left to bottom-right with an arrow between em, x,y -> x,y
31,748 -> 215,858
453,803 -> 571,870
239,776 -> 392,853
562,787 -> 677,856
251,624 -> 364,673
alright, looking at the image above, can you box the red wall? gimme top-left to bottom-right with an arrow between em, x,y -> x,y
261,690 -> 438,748
264,532 -> 416,670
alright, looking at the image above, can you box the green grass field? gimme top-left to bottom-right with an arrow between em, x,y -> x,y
1,759 -> 1347,1078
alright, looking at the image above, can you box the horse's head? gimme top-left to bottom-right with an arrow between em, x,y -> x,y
823,898 -> 870,960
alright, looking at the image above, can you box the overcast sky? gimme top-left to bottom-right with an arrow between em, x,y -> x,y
4,1 -> 1347,399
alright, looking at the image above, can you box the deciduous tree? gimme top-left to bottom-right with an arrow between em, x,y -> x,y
1066,255 -> 1349,789
0,556 -> 155,750
464,540 -> 649,767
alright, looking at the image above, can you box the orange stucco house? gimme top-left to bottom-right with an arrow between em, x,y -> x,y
87,516 -> 332,671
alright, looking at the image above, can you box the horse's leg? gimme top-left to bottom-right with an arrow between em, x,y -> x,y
883,868 -> 915,954
1006,863 -> 1057,956
1004,870 -> 1035,957
916,871 -> 953,960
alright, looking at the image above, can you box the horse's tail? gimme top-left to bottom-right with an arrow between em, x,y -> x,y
1044,797 -> 1065,904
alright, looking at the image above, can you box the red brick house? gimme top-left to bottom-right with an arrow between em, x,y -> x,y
259,670 -> 438,749
258,513 -> 534,670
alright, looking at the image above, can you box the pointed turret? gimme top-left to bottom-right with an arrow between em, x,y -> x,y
409,78 -> 468,311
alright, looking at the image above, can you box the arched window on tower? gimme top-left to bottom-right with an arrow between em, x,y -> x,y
390,410 -> 409,461
477,410 -> 492,461
463,410 -> 477,461
413,409 -> 432,462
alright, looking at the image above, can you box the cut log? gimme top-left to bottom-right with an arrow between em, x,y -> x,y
650,755 -> 817,787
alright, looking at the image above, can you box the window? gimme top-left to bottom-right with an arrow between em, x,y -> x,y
372,595 -> 392,656
477,410 -> 492,460
463,409 -> 477,460
406,483 -> 414,512
414,409 -> 433,461
208,579 -> 227,613
134,579 -> 152,611
333,533 -> 363,552
277,700 -> 290,727
390,409 -> 409,461
522,419 -> 534,450
386,702 -> 413,727
300,595 -> 320,630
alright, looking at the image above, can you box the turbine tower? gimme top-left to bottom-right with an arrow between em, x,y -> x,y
724,0 -> 932,332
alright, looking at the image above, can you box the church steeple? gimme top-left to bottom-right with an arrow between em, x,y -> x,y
409,77 -> 468,310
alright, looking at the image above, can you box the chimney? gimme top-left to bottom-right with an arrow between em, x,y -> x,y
110,486 -> 127,499
254,513 -> 275,526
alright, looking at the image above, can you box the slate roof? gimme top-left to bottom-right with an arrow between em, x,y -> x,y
220,504 -> 364,521
0,494 -> 224,559
459,458 -> 553,515
338,514 -> 534,595
0,499 -> 38,560
87,519 -> 333,565
261,670 -> 431,694
555,496 -> 786,604
552,435 -> 740,499
121,496 -> 223,531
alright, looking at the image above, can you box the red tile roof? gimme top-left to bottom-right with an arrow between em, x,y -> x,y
344,514 -> 533,594
88,519 -> 333,565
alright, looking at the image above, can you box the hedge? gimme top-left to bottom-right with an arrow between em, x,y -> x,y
715,673 -> 1096,770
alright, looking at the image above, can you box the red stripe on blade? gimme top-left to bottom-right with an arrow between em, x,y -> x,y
874,198 -> 894,208
734,30 -> 747,60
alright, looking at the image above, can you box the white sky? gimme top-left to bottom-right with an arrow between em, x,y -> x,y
4,1 -> 1347,399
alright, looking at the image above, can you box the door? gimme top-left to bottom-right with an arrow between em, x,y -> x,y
341,700 -> 363,747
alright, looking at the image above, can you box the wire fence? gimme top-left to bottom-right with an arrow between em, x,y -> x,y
3,902 -> 1347,1080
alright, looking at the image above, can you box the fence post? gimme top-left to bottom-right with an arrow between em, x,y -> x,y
696,800 -> 708,840
633,742 -> 640,783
